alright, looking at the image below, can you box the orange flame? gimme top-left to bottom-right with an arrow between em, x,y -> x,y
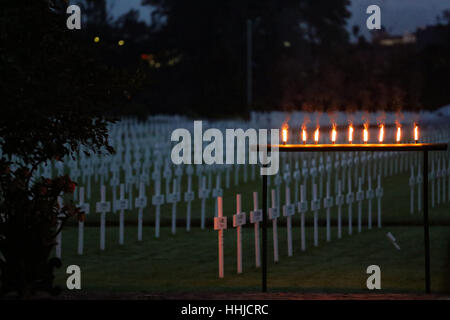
396,126 -> 401,143
414,124 -> 419,143
378,124 -> 384,143
331,126 -> 337,144
282,127 -> 288,144
348,124 -> 354,143
314,128 -> 320,144
302,127 -> 307,144
363,124 -> 368,144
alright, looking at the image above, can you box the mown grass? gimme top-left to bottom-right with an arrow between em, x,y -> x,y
53,153 -> 450,294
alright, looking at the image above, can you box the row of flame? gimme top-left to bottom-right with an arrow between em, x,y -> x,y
281,124 -> 420,144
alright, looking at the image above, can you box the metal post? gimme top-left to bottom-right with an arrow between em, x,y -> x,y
262,174 -> 267,292
423,150 -> 431,293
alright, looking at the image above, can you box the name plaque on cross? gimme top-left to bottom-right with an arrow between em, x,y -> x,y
199,188 -> 210,199
79,203 -> 90,214
323,197 -> 333,209
356,190 -> 364,202
311,199 -> 321,211
116,199 -> 128,210
250,209 -> 263,223
214,216 -> 227,230
346,193 -> 354,204
167,192 -> 181,203
152,194 -> 164,206
283,204 -> 296,217
269,207 -> 279,219
212,188 -> 223,198
96,201 -> 111,213
233,212 -> 246,227
135,197 -> 147,208
184,191 -> 195,202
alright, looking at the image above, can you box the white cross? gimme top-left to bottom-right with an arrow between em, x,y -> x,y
250,191 -> 262,268
198,176 -> 210,230
346,172 -> 354,235
212,174 -> 223,217
311,183 -> 321,246
77,187 -> 89,255
184,165 -> 195,232
269,189 -> 279,262
356,177 -> 364,233
135,182 -> 147,241
117,184 -> 129,245
409,165 -> 416,215
96,185 -> 111,250
366,174 -> 375,229
283,186 -> 296,256
376,174 -> 383,228
167,178 -> 181,235
336,180 -> 344,239
323,180 -> 333,242
298,184 -> 308,251
151,167 -> 164,238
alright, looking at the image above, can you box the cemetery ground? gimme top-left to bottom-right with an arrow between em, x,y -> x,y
51,167 -> 450,298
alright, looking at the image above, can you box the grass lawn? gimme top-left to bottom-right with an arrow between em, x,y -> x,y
54,224 -> 450,294
52,160 -> 450,295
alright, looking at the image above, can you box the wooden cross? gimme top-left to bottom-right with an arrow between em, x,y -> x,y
213,196 -> 227,278
233,194 -> 246,274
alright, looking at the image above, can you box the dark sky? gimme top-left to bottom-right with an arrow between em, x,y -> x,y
107,0 -> 449,39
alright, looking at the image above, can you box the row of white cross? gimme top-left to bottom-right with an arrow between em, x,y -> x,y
214,175 -> 384,278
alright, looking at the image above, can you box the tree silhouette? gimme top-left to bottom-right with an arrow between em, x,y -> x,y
0,0 -> 136,297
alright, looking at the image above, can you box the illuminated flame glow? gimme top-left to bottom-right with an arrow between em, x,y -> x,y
314,128 -> 320,144
396,126 -> 401,143
348,125 -> 354,143
363,125 -> 368,143
302,127 -> 307,143
379,125 -> 384,143
414,124 -> 419,142
282,128 -> 288,144
331,126 -> 337,143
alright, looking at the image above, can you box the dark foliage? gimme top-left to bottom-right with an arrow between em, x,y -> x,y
0,0 -> 137,296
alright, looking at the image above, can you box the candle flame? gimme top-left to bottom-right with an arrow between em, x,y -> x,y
379,124 -> 384,143
314,128 -> 319,144
363,124 -> 368,143
302,127 -> 307,143
396,126 -> 401,143
348,125 -> 354,143
414,124 -> 419,142
282,127 -> 288,144
331,126 -> 337,143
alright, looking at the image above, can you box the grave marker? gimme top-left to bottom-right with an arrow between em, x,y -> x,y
250,191 -> 262,268
95,185 -> 111,250
233,194 -> 246,274
214,196 -> 227,278
268,189 -> 279,262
